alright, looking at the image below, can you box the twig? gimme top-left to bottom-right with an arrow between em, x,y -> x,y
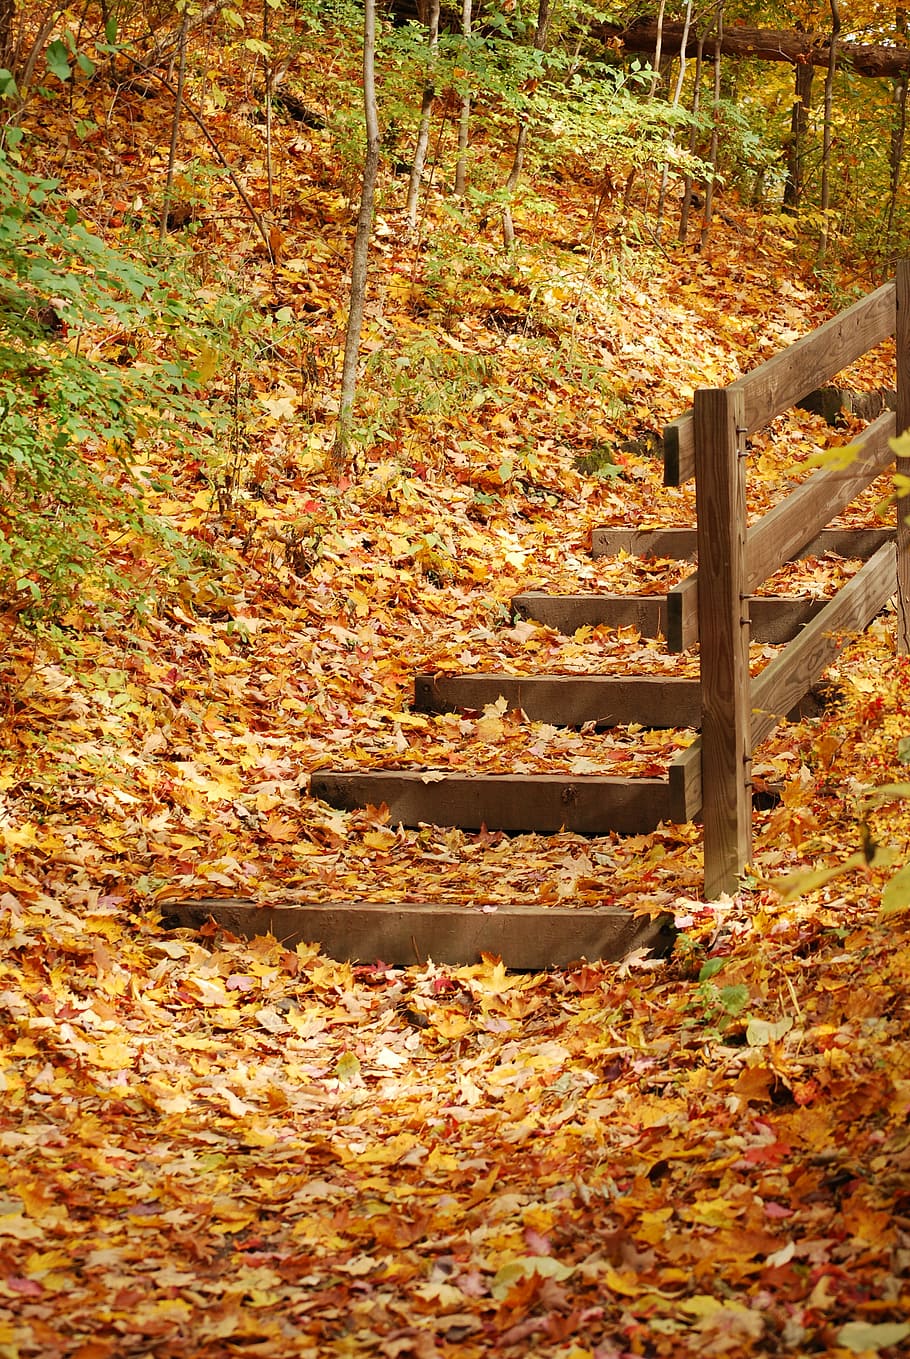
125,53 -> 274,263
160,8 -> 189,242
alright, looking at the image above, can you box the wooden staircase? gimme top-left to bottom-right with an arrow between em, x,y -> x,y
309,527 -> 889,842
168,266 -> 910,968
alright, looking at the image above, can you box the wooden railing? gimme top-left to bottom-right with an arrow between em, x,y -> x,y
665,262 -> 910,898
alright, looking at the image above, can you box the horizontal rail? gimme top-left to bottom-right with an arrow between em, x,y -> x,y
747,410 -> 896,585
592,525 -> 894,562
750,541 -> 897,749
666,413 -> 896,652
664,281 -> 897,484
672,541 -> 898,814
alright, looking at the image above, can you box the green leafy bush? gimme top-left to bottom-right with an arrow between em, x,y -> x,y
0,150 -> 215,629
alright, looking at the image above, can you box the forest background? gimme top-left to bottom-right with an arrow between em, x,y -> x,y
2,1 -> 910,1356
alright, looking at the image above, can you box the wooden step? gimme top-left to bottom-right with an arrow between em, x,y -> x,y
310,769 -> 698,835
666,591 -> 835,653
512,592 -> 668,635
413,673 -> 701,728
591,525 -> 893,562
161,896 -> 675,969
589,527 -> 701,560
512,590 -> 828,644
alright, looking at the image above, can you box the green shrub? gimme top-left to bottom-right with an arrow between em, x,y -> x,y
0,149 -> 216,629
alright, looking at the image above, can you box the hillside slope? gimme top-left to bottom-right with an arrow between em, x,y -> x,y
1,13 -> 909,1356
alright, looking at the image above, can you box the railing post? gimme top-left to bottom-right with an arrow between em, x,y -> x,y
695,387 -> 752,898
896,261 -> 910,653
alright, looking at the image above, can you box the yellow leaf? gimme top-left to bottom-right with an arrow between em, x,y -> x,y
242,1123 -> 278,1149
186,977 -> 235,1007
601,1267 -> 644,1297
336,1051 -> 361,1084
476,716 -> 504,741
880,864 -> 910,915
90,1039 -> 135,1070
687,1196 -> 739,1229
435,1011 -> 472,1039
746,1016 -> 793,1047
363,829 -> 397,851
258,393 -> 299,420
636,1207 -> 673,1244
0,1214 -> 42,1240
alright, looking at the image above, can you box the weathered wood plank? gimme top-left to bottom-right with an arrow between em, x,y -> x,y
413,673 -> 702,728
750,542 -> 897,749
666,577 -> 699,653
664,282 -> 897,484
668,741 -> 702,824
796,385 -> 895,425
591,525 -> 892,562
589,527 -> 700,559
805,528 -> 894,557
667,588 -> 832,654
511,592 -> 668,635
896,261 -> 910,652
310,770 -> 674,835
666,415 -> 895,654
516,590 -> 827,645
695,387 -> 753,898
747,410 -> 896,586
160,897 -> 675,969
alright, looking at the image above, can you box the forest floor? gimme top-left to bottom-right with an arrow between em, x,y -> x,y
2,19 -> 910,1359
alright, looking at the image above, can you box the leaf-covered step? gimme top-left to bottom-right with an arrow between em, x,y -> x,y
413,673 -> 701,728
161,897 -> 675,969
590,525 -> 893,561
666,592 -> 836,653
512,592 -> 668,636
589,527 -> 701,560
310,769 -> 694,836
512,590 -> 828,644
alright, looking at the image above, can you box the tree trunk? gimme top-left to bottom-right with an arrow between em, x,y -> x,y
887,8 -> 909,238
454,0 -> 472,197
817,1 -> 841,262
591,17 -> 910,80
0,0 -> 14,73
656,0 -> 692,232
405,0 -> 440,230
263,0 -> 274,210
648,0 -> 666,97
501,0 -> 551,249
501,123 -> 527,249
160,8 -> 190,243
333,0 -> 381,468
783,61 -> 813,212
699,3 -> 723,252
678,31 -> 705,242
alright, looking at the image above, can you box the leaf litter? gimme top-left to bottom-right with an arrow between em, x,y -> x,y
1,34 -> 909,1359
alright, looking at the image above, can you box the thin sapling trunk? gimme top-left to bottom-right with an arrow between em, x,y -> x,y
406,0 -> 440,230
333,0 -> 380,467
